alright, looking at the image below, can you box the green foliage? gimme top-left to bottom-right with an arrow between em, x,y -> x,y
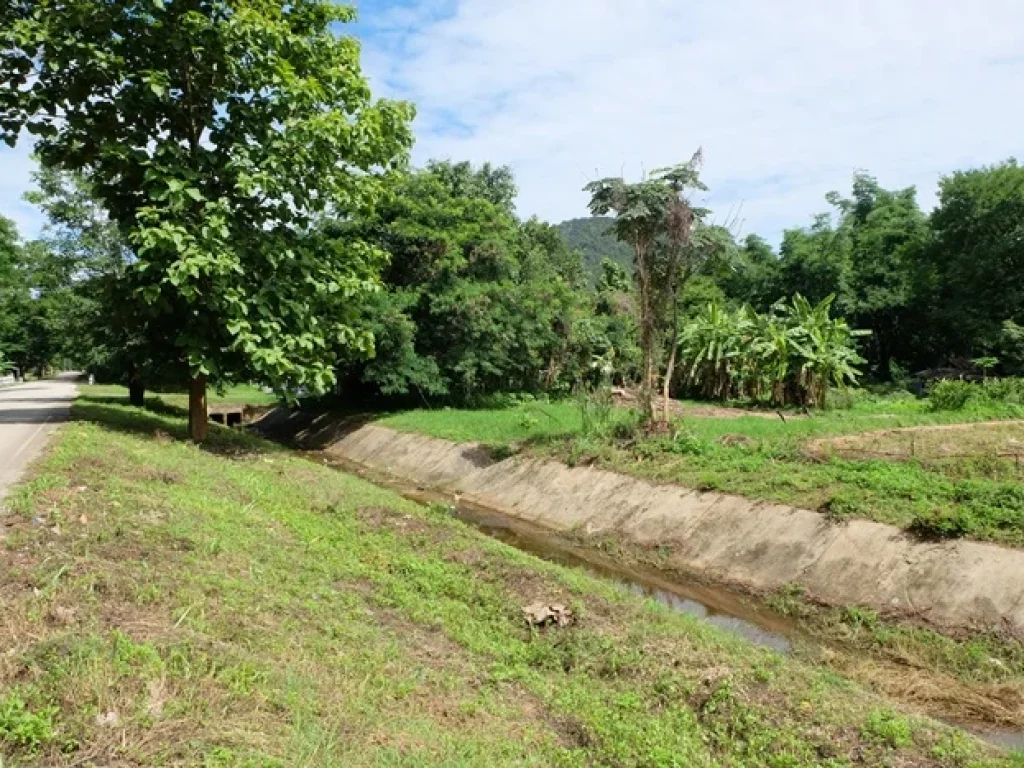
929,378 -> 1024,412
331,161 -> 598,403
860,708 -> 914,748
923,160 -> 1024,362
678,295 -> 867,407
555,216 -> 634,283
1,0 -> 414,410
0,690 -> 58,754
1001,321 -> 1024,374
576,382 -> 615,438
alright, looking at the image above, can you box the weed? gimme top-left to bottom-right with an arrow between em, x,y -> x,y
0,691 -> 58,754
861,707 -> 915,748
930,730 -> 979,767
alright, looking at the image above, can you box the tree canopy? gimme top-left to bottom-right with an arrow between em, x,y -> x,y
2,0 -> 414,438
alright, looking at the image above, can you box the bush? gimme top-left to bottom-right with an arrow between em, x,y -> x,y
860,708 -> 914,748
928,377 -> 1024,411
927,380 -> 976,411
0,691 -> 58,754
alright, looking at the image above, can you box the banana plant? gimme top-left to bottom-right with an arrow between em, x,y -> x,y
677,295 -> 868,407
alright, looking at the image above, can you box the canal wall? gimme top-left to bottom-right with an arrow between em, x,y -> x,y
257,411 -> 1024,639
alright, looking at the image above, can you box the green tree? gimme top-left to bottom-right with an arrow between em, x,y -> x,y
2,0 -> 413,440
330,162 -> 589,402
826,173 -> 928,377
777,214 -> 851,308
721,234 -> 781,310
923,160 -> 1024,363
585,153 -> 707,424
23,166 -> 172,403
0,216 -> 30,376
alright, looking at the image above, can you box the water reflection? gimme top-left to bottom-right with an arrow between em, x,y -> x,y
447,501 -> 792,653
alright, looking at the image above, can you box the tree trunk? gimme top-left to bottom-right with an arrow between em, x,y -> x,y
661,272 -> 684,424
188,374 -> 208,442
129,379 -> 145,407
636,266 -> 655,425
662,337 -> 679,424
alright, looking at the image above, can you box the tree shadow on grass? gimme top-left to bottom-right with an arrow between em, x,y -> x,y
72,396 -> 285,458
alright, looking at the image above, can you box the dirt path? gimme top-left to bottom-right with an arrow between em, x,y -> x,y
807,419 -> 1024,460
612,389 -> 804,420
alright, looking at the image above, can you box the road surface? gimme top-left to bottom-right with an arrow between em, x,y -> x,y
0,374 -> 79,504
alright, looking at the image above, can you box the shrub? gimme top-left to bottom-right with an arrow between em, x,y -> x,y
861,708 -> 914,748
0,691 -> 58,753
927,380 -> 976,411
928,376 -> 1024,411
677,295 -> 867,408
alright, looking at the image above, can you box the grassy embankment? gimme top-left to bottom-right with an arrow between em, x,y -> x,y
377,394 -> 1024,546
83,383 -> 279,410
1,394 -> 1021,765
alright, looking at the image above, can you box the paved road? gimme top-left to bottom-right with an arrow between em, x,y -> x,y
0,374 -> 79,504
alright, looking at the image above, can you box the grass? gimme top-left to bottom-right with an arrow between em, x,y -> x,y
1,398 -> 1021,764
376,394 -> 1024,546
84,383 -> 279,410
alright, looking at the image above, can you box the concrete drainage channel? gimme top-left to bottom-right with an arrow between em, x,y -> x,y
305,449 -> 1024,751
312,451 -> 794,652
254,412 -> 1024,747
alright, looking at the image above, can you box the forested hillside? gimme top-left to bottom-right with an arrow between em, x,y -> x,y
555,216 -> 633,281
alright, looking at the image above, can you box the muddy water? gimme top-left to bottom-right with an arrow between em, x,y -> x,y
309,451 -> 801,651
307,451 -> 1024,749
449,501 -> 792,653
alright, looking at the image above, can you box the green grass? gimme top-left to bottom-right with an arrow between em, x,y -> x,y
84,382 -> 279,409
377,395 -> 1024,545
1,398 -> 1020,765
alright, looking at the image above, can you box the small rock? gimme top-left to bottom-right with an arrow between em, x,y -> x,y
522,602 -> 574,628
95,711 -> 119,727
79,514 -> 88,525
49,606 -> 76,625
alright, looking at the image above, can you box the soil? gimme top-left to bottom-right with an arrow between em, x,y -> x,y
806,420 -> 1024,462
612,388 -> 804,420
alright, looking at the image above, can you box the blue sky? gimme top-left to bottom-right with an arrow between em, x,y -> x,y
3,0 -> 1023,245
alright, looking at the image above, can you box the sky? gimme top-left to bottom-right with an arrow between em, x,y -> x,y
3,0 -> 1023,244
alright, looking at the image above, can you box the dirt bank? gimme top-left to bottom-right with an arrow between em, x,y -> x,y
257,410 -> 1024,640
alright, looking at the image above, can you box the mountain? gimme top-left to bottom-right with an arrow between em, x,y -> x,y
555,217 -> 632,283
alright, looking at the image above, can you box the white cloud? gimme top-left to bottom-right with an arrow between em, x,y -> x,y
4,0 -> 1022,244
360,0 -> 1024,242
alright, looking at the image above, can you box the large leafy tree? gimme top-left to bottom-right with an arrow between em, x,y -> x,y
765,174 -> 926,377
2,0 -> 413,439
776,214 -> 852,309
23,166 -> 175,403
585,153 -> 707,425
922,160 -> 1024,363
331,162 -> 590,402
0,215 -> 29,375
826,173 -> 928,376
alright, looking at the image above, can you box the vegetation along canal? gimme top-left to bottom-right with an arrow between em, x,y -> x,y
306,450 -> 1024,750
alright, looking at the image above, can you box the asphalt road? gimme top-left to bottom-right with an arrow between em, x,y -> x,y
0,374 -> 79,504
